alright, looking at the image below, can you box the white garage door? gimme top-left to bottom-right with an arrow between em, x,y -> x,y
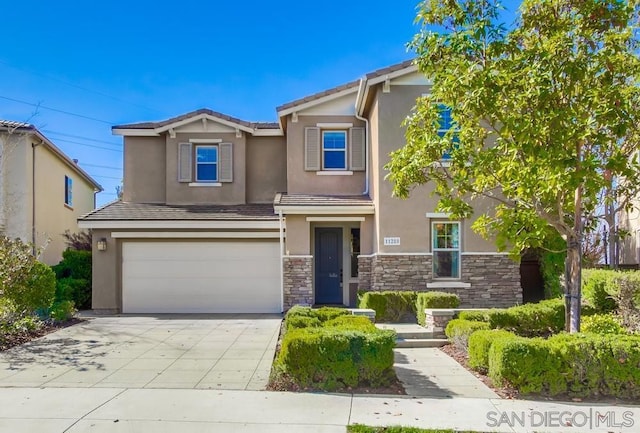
122,241 -> 281,313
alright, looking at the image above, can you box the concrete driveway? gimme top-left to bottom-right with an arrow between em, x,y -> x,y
0,314 -> 281,390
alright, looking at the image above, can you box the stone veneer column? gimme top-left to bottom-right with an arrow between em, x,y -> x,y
357,255 -> 373,292
282,255 -> 313,311
459,254 -> 522,308
370,254 -> 432,291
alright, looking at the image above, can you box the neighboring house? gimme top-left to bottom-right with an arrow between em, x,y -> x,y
79,60 -> 521,314
619,197 -> 640,268
0,121 -> 102,265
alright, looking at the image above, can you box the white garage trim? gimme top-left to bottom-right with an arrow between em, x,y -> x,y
111,231 -> 282,239
122,241 -> 281,314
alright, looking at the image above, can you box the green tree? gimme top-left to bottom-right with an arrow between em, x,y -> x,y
387,0 -> 640,332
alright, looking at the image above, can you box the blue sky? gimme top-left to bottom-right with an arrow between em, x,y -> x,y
1,0 -> 520,206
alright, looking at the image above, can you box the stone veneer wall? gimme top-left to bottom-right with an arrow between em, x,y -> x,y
282,256 -> 313,311
359,253 -> 521,308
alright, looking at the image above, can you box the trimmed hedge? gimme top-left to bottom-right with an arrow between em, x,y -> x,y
358,291 -> 416,322
468,329 -> 517,372
444,319 -> 490,350
416,292 -> 460,326
581,313 -> 626,334
582,269 -> 640,313
458,299 -> 588,336
277,306 -> 395,390
488,333 -> 640,398
284,306 -> 348,332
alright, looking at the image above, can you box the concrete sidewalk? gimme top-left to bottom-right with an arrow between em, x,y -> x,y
0,387 -> 637,433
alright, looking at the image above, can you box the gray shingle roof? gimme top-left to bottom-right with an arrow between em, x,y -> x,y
0,120 -> 34,130
112,108 -> 279,130
80,201 -> 278,221
274,194 -> 373,207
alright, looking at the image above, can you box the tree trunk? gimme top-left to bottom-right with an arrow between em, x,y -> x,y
565,233 -> 582,333
565,183 -> 584,333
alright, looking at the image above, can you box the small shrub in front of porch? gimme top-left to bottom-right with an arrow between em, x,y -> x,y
275,306 -> 396,391
357,291 -> 417,322
444,319 -> 490,351
415,291 -> 460,326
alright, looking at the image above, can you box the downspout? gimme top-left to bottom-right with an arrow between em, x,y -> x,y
31,141 -> 41,255
279,209 -> 285,313
355,78 -> 370,196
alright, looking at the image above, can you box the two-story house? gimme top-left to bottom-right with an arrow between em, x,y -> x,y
79,60 -> 521,314
0,121 -> 102,265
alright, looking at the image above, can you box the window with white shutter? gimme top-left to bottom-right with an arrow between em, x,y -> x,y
349,127 -> 365,171
178,142 -> 193,182
304,127 -> 321,171
219,142 -> 233,182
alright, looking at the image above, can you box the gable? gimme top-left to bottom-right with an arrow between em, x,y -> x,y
173,118 -> 238,134
297,92 -> 357,116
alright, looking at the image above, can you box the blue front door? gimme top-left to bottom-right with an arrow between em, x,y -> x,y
315,228 -> 343,304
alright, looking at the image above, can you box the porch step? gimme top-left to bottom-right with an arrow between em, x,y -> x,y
395,338 -> 449,348
375,323 -> 449,348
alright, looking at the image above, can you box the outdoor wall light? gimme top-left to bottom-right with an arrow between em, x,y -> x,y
97,238 -> 108,251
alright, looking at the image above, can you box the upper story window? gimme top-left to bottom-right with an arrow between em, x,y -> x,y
64,175 -> 73,207
437,104 -> 459,160
195,145 -> 218,182
322,131 -> 347,170
178,142 -> 232,185
432,221 -> 460,278
304,126 -> 365,173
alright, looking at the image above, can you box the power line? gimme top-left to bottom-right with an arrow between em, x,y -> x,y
43,129 -> 121,146
0,95 -> 114,125
49,137 -> 122,153
91,175 -> 122,180
80,163 -> 122,170
0,59 -> 165,115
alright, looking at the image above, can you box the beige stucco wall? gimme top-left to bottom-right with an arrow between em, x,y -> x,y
91,229 -> 119,311
1,131 -> 96,265
246,136 -> 287,203
620,199 -> 640,265
166,132 -> 246,205
371,84 -> 498,254
1,132 -> 30,243
34,145 -> 96,265
123,136 -> 166,203
285,115 -> 366,195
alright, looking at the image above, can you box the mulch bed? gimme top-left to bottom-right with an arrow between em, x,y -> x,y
0,318 -> 83,352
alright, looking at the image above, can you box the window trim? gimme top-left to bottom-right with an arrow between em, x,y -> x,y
64,175 -> 73,207
431,221 -> 461,279
321,130 -> 347,171
195,145 -> 219,183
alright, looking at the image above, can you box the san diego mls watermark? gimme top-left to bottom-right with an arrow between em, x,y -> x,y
486,409 -> 635,429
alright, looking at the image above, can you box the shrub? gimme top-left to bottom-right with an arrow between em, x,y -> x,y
276,326 -> 395,390
51,249 -> 92,310
458,299 -> 571,336
52,249 -> 92,281
582,269 -> 619,313
415,291 -> 460,326
358,291 -> 416,322
488,333 -> 640,398
4,261 -> 56,316
324,315 -> 376,331
581,314 -> 626,334
49,301 -> 77,322
284,315 -> 321,332
55,278 -> 90,310
444,319 -> 490,351
468,329 -> 517,372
